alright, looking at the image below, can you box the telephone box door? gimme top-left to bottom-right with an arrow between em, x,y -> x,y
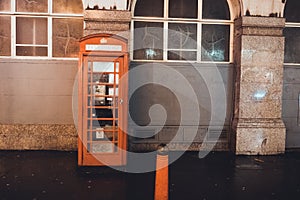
78,34 -> 128,166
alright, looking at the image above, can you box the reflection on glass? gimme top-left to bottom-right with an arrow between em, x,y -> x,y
0,0 -> 10,11
88,118 -> 114,129
134,22 -> 163,60
93,62 -> 115,72
168,51 -> 197,61
94,84 -> 107,105
86,60 -> 119,154
16,47 -> 48,56
168,23 -> 197,60
88,86 -> 118,106
16,17 -> 47,45
284,27 -> 300,63
134,0 -> 164,17
91,143 -> 117,153
52,18 -> 83,57
284,0 -> 300,22
88,62 -> 92,72
53,0 -> 83,14
0,16 -> 11,56
202,0 -> 230,20
201,24 -> 229,61
91,127 -> 118,142
169,0 -> 197,18
89,73 -> 109,83
16,0 -> 48,13
168,23 -> 197,49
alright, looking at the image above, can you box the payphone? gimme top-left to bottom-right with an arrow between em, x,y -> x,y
78,34 -> 128,166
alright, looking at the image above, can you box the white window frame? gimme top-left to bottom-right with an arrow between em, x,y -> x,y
131,0 -> 234,63
0,0 -> 83,60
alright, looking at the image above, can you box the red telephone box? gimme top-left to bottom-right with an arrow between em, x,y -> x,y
78,34 -> 128,166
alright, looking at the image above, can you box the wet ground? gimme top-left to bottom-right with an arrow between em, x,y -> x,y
0,151 -> 300,200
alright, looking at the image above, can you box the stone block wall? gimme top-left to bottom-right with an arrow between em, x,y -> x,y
232,16 -> 286,155
83,10 -> 131,41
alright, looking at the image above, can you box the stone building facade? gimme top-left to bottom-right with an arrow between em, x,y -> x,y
0,0 -> 299,155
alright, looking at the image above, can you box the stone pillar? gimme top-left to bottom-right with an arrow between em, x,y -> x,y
232,16 -> 286,155
83,10 -> 131,39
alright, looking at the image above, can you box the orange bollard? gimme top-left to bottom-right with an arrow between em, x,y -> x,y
154,144 -> 169,200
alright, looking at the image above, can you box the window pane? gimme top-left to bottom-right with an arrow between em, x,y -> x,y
168,51 -> 197,61
53,0 -> 83,14
284,28 -> 300,63
134,22 -> 163,60
16,17 -> 47,45
134,0 -> 163,17
202,0 -> 230,20
284,0 -> 300,22
201,24 -> 230,61
169,0 -> 197,18
16,0 -> 48,13
0,16 -> 11,56
52,18 -> 83,57
16,46 -> 47,56
168,23 -> 197,49
0,0 -> 10,11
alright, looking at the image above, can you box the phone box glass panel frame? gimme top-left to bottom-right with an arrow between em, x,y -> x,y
78,34 -> 128,166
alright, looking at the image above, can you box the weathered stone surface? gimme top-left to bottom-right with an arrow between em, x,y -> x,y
129,141 -> 229,152
235,16 -> 285,29
0,124 -> 77,150
83,30 -> 130,40
234,119 -> 286,155
242,0 -> 285,17
84,10 -> 131,22
83,10 -> 131,39
240,36 -> 284,67
85,21 -> 130,31
233,16 -> 286,155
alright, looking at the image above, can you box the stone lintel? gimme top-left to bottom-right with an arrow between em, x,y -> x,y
235,16 -> 285,36
83,10 -> 131,38
84,10 -> 131,23
83,30 -> 130,40
233,118 -> 285,128
85,21 -> 130,31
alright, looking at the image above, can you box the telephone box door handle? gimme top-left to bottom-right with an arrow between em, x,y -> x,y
120,99 -> 123,104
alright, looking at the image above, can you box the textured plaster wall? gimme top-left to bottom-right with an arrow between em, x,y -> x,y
0,60 -> 77,124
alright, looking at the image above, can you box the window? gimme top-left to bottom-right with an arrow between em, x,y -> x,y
0,0 -> 83,58
132,0 -> 232,62
284,0 -> 300,64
